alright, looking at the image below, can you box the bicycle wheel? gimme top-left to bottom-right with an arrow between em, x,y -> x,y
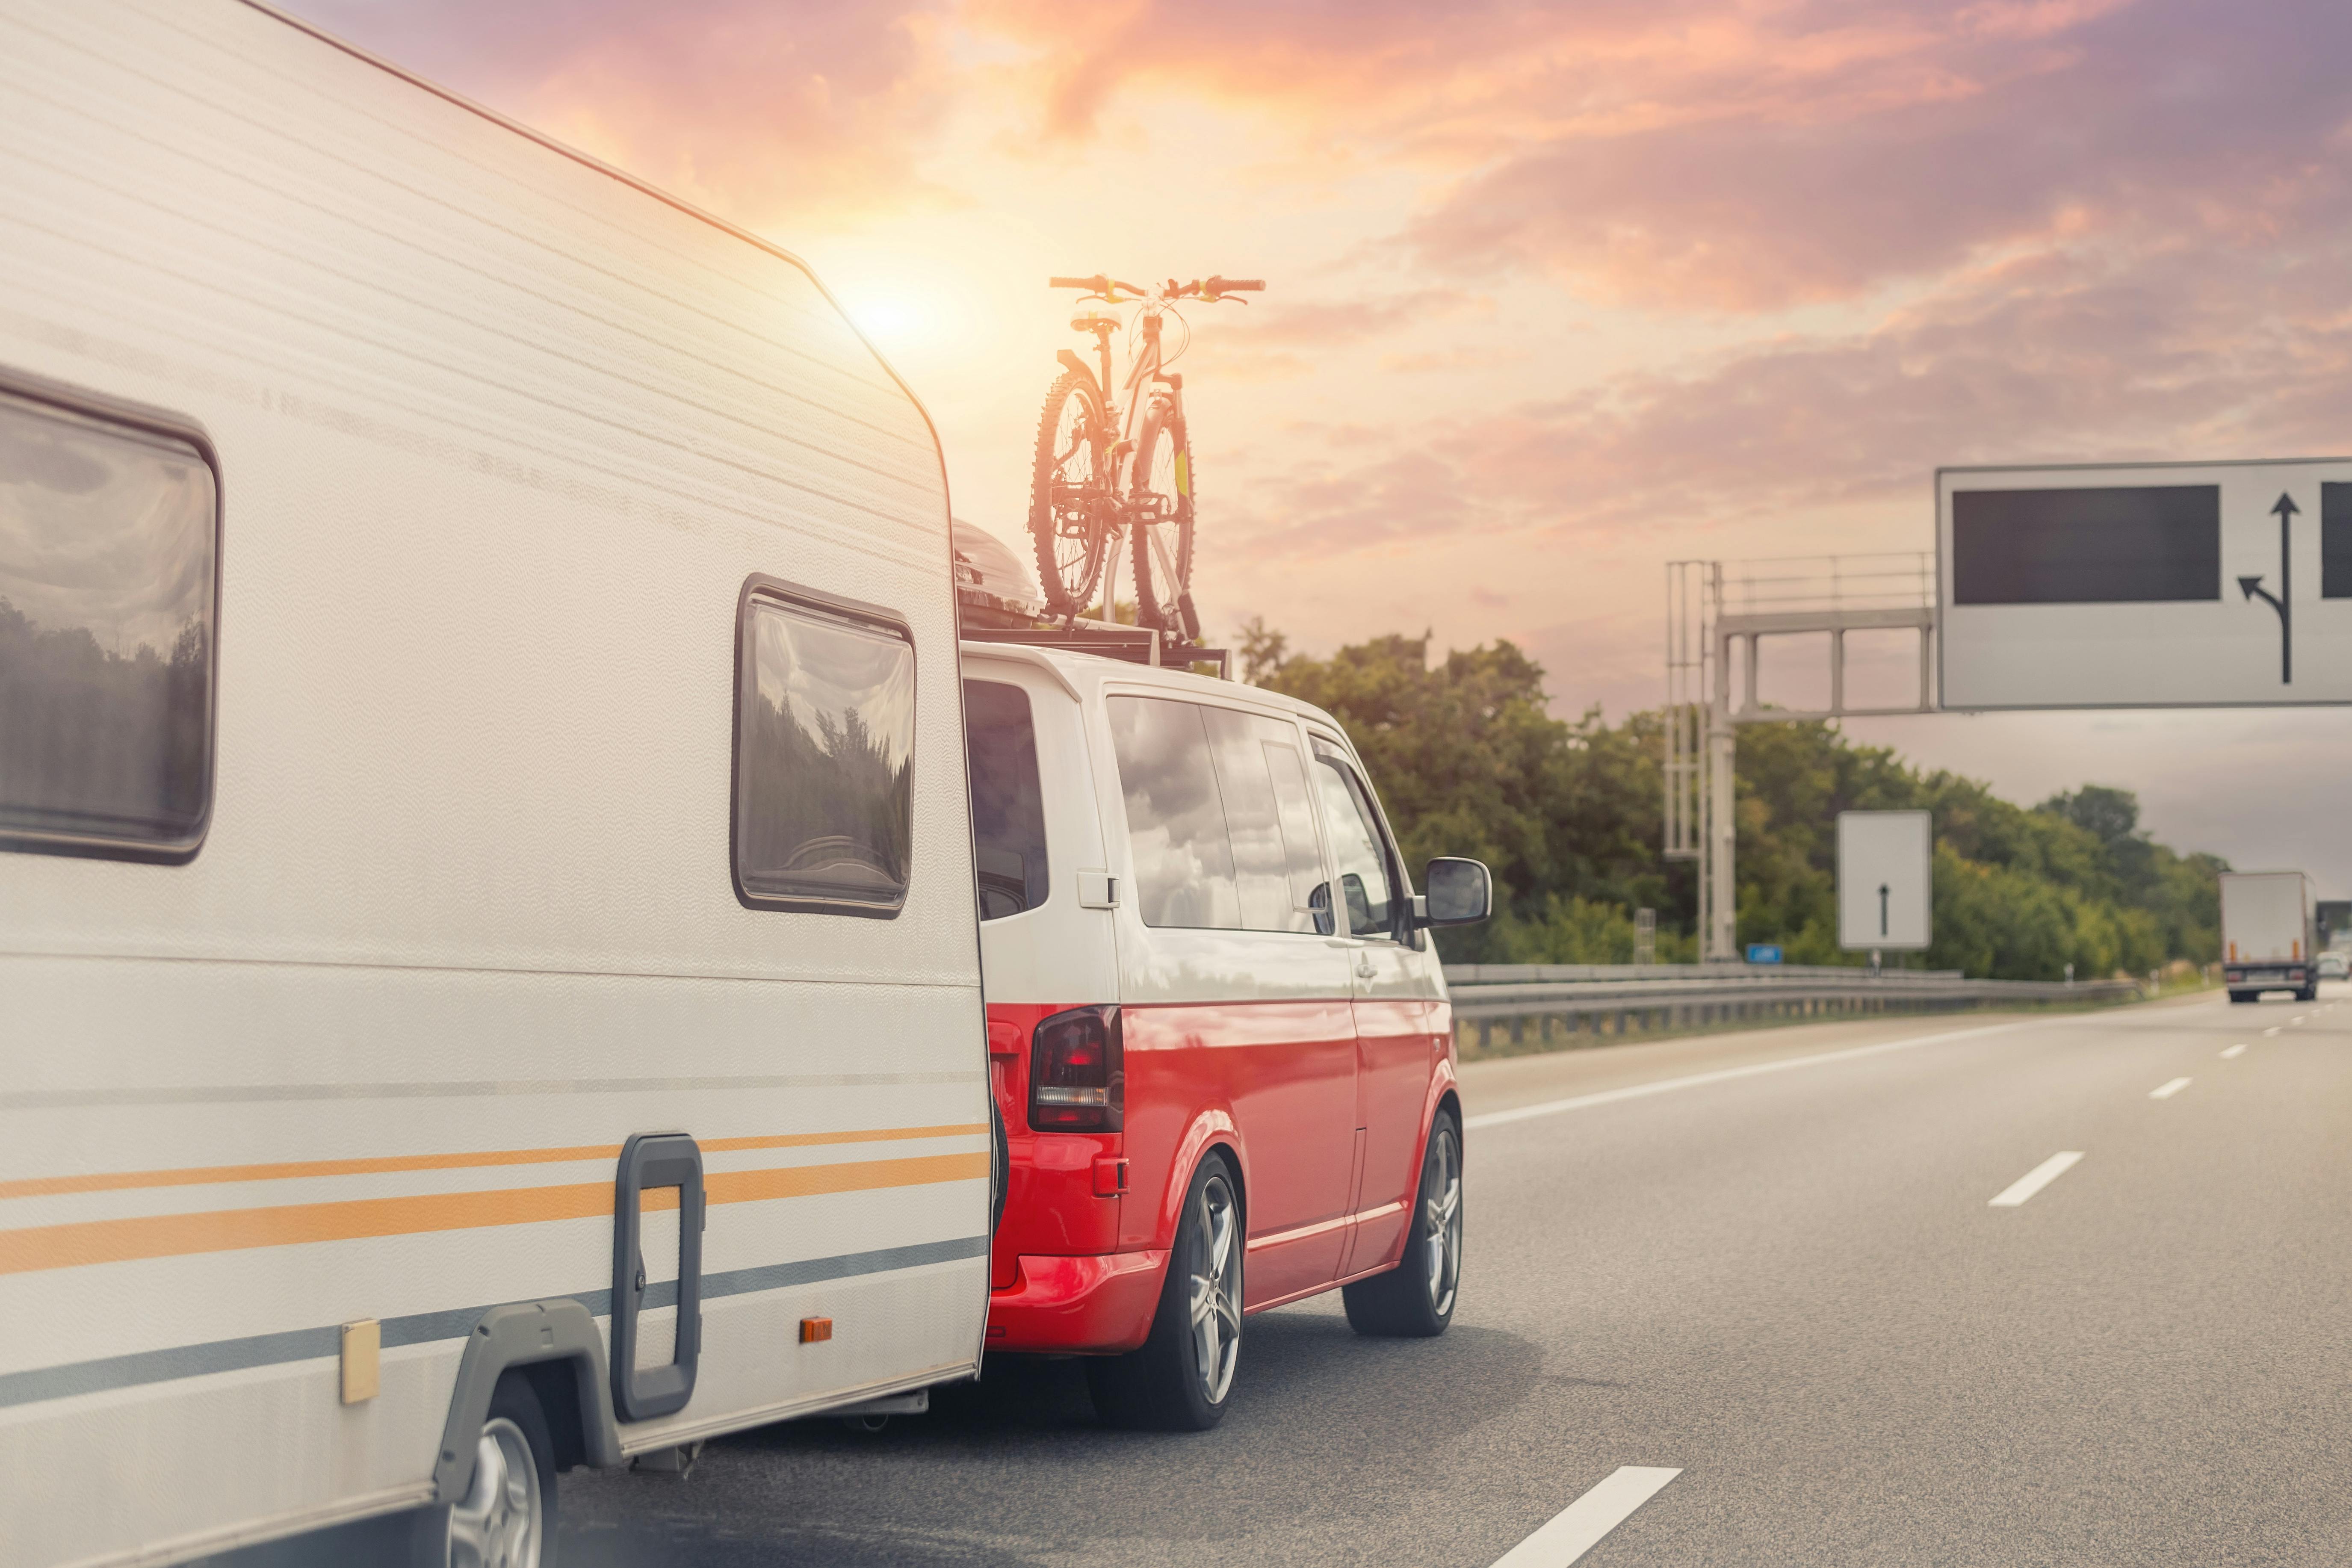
1130,400 -> 1198,640
1029,369 -> 1111,617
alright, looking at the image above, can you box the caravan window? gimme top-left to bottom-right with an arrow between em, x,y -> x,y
0,385 -> 217,862
732,582 -> 914,914
963,678 -> 1049,918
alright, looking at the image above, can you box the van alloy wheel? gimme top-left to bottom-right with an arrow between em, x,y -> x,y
448,1415 -> 543,1568
1341,1109 -> 1464,1338
1421,1125 -> 1463,1318
1086,1154 -> 1244,1430
1189,1172 -> 1242,1405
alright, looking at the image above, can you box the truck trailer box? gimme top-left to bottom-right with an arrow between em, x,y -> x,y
2221,871 -> 2317,1003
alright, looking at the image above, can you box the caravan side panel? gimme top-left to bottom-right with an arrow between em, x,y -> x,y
0,3 -> 987,1562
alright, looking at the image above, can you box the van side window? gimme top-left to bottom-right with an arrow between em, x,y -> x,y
1262,741 -> 1331,932
1203,708 -> 1328,935
1108,695 -> 1241,930
963,678 -> 1049,918
732,583 -> 913,913
1312,748 -> 1398,939
0,386 -> 218,862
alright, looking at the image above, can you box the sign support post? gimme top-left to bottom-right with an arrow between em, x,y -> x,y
1666,556 -> 1939,963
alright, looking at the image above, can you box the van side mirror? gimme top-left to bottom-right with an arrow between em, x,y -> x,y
1418,858 -> 1492,927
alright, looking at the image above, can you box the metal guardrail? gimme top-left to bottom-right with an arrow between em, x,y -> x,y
1446,963 -> 1966,984
1442,963 -> 2142,1051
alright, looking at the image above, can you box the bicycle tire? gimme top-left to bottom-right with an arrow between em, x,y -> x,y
1029,369 -> 1111,617
1130,401 -> 1197,640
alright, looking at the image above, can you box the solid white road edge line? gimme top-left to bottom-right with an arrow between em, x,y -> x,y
2221,1044 -> 2247,1059
1989,1151 -> 2084,1207
1490,1467 -> 1683,1568
1464,1022 -> 2027,1131
2149,1077 -> 2191,1100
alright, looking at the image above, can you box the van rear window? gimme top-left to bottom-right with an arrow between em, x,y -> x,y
963,679 -> 1049,918
0,386 -> 217,862
732,585 -> 913,914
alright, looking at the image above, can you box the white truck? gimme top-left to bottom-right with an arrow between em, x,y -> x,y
2221,871 -> 2318,1003
0,3 -> 993,1563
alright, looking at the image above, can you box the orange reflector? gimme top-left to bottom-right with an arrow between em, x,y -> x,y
801,1316 -> 833,1344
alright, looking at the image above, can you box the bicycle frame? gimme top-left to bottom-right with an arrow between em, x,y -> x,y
1071,283 -> 1187,614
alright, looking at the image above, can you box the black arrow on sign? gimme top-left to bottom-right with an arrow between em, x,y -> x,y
1879,883 -> 1890,938
2238,491 -> 2297,684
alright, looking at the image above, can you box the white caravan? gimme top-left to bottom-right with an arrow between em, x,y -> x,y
0,3 -> 991,1563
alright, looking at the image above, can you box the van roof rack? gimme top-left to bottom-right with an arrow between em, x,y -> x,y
959,594 -> 1232,678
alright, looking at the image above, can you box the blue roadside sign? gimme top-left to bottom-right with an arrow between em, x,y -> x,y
1746,943 -> 1783,965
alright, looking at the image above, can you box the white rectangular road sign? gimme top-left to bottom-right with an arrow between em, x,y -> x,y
1839,810 -> 1932,951
1938,458 -> 2352,709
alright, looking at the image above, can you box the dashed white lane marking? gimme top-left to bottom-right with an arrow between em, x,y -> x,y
2263,1027 -> 2283,1037
1464,1021 -> 2027,1131
2222,1044 -> 2248,1059
2291,1017 -> 2307,1026
1990,1151 -> 2085,1207
2149,1076 -> 2192,1099
1491,1467 -> 1683,1567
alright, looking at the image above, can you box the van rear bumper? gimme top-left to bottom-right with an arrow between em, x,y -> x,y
987,1250 -> 1167,1354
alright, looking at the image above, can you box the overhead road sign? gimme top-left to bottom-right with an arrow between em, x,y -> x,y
1839,810 -> 1932,951
1938,459 -> 2352,709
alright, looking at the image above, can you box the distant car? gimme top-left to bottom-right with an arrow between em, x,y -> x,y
2320,952 -> 2348,981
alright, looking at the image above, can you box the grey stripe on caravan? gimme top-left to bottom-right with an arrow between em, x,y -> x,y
0,1235 -> 987,1409
1,1070 -> 982,1110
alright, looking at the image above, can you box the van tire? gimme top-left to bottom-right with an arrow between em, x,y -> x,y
1343,1110 -> 1463,1339
411,1373 -> 558,1568
2228,991 -> 2254,1004
1086,1154 -> 1241,1432
2298,986 -> 2319,1002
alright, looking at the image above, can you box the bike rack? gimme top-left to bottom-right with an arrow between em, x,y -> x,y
957,589 -> 1232,678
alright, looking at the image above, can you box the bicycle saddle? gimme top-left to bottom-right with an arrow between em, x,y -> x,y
1070,312 -> 1120,334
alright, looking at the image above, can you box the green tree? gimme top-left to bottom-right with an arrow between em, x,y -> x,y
1246,623 -> 2225,977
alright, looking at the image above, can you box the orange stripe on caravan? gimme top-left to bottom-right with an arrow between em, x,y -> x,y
0,1125 -> 987,1201
0,1153 -> 989,1276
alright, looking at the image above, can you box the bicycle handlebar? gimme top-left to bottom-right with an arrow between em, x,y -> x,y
1050,274 -> 1266,299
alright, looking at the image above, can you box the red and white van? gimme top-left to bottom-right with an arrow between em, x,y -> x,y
961,642 -> 1492,1429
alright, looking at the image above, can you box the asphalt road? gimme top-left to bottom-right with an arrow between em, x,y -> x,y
559,987 -> 2352,1566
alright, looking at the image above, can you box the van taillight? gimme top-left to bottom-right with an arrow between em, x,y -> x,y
1030,1006 -> 1123,1132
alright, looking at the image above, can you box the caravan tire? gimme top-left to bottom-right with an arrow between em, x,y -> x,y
412,1373 -> 558,1568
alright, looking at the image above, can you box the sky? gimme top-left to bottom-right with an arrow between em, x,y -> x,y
287,0 -> 2352,891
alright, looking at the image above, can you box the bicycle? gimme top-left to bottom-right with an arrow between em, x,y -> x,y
1028,274 -> 1264,638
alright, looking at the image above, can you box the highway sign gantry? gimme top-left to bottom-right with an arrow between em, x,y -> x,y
1938,459 -> 2352,709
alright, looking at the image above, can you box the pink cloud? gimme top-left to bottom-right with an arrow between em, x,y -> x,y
1219,229 -> 2352,562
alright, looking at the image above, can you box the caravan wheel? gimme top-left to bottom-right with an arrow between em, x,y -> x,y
415,1374 -> 558,1568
